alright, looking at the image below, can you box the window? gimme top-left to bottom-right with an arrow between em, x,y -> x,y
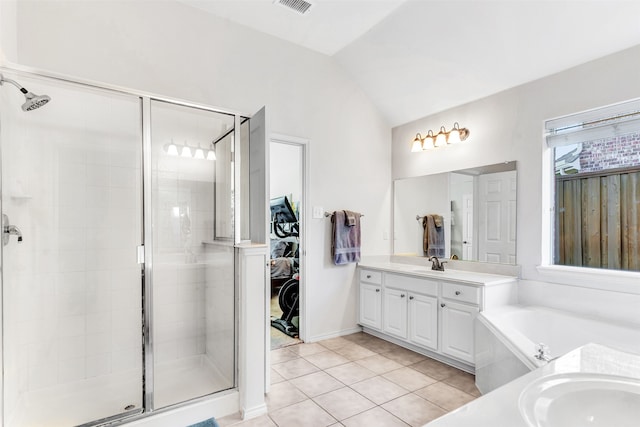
546,99 -> 640,272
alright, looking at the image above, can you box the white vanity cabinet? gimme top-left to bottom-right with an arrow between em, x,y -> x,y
440,282 -> 480,364
409,293 -> 439,350
357,263 -> 516,372
359,269 -> 382,330
383,287 -> 408,338
383,273 -> 439,350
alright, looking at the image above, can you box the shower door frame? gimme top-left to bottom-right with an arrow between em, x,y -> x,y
0,65 -> 247,426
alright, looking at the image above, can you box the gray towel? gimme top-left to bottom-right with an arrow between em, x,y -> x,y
422,214 -> 445,257
345,210 -> 357,226
332,210 -> 362,265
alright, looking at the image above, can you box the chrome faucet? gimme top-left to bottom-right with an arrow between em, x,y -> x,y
429,256 -> 446,271
534,343 -> 551,362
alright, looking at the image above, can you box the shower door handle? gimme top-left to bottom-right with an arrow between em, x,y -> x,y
2,214 -> 23,245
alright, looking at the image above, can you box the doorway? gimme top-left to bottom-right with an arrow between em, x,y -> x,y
268,136 -> 306,349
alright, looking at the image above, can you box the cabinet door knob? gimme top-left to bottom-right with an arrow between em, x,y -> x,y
400,294 -> 405,298
455,291 -> 461,295
440,303 -> 446,308
366,275 -> 372,279
375,288 -> 380,292
409,296 -> 414,300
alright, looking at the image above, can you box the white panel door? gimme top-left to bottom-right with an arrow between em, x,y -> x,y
408,293 -> 438,350
383,288 -> 408,339
359,283 -> 382,330
477,171 -> 517,263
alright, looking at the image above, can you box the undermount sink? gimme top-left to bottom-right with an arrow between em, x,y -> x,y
518,373 -> 640,427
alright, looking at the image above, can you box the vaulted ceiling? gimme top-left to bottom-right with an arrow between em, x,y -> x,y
181,0 -> 640,126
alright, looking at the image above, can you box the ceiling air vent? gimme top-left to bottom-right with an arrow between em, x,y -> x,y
274,0 -> 313,15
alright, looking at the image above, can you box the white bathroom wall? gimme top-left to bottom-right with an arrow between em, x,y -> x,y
270,142 -> 301,208
3,0 -> 392,340
392,44 -> 640,293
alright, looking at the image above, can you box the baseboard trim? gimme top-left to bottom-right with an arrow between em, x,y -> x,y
305,326 -> 363,343
241,403 -> 268,420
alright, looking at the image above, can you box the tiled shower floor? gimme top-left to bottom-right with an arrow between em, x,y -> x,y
218,332 -> 480,427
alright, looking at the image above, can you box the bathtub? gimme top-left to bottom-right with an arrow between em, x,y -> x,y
475,305 -> 640,394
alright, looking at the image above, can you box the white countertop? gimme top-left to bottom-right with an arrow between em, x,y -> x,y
425,343 -> 640,426
357,260 -> 516,286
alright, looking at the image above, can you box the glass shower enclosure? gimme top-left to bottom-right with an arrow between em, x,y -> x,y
0,69 -> 244,426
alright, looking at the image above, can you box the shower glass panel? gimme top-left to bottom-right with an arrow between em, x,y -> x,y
149,100 -> 236,409
214,131 -> 233,240
0,72 -> 143,426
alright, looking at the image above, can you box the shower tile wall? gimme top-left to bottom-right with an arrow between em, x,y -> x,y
152,155 -> 215,366
1,86 -> 143,409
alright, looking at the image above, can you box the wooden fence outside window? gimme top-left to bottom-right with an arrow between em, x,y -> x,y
555,167 -> 640,271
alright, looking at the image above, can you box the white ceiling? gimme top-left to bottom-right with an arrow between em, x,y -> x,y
182,0 -> 640,127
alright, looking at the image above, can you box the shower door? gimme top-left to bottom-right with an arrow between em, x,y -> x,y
0,72 -> 144,426
149,99 -> 236,409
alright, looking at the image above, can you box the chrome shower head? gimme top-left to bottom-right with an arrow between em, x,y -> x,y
0,73 -> 51,111
22,92 -> 51,111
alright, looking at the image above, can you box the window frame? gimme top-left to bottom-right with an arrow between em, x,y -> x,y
540,99 -> 640,294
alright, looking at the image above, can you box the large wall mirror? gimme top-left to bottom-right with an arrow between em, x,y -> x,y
393,161 -> 517,264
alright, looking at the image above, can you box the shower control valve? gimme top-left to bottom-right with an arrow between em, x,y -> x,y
2,214 -> 23,246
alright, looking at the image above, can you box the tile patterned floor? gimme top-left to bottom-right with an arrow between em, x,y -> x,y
218,332 -> 480,427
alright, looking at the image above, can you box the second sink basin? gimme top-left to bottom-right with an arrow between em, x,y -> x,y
518,373 -> 640,427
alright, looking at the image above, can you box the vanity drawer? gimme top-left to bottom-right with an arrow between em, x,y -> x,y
385,273 -> 438,296
441,282 -> 480,305
360,269 -> 382,285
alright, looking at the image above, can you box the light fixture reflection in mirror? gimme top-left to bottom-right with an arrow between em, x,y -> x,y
163,140 -> 216,161
393,161 -> 517,265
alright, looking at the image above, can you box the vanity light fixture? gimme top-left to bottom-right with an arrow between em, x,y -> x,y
411,130 -> 437,152
411,122 -> 470,151
435,126 -> 448,147
411,134 -> 423,152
